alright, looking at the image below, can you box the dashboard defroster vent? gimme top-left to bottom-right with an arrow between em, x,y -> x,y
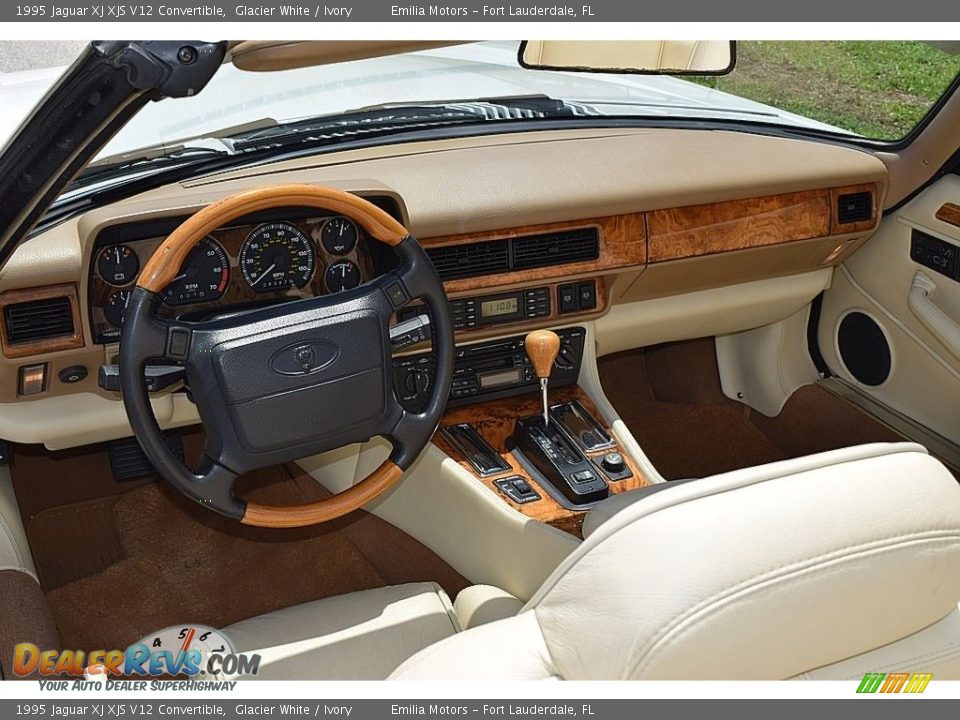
3,296 -> 75,345
837,191 -> 874,226
426,227 -> 600,281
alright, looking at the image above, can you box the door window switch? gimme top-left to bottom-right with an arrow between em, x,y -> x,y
494,476 -> 541,504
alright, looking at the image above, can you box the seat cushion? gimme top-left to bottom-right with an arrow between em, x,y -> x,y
221,582 -> 460,680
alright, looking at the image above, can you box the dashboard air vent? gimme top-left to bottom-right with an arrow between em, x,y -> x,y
837,191 -> 874,225
426,227 -> 600,281
426,239 -> 510,281
3,296 -> 75,344
512,228 -> 599,270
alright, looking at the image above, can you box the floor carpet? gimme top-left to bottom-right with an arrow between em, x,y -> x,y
12,441 -> 468,652
597,339 -> 904,480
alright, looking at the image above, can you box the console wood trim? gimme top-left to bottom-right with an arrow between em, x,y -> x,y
420,213 -> 647,295
647,190 -> 832,262
433,386 -> 648,537
936,202 -> 960,229
0,284 -> 84,359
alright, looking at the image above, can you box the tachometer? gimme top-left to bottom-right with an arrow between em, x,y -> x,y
241,223 -> 316,293
161,237 -> 230,307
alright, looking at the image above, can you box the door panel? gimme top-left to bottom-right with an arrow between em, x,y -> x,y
818,174 -> 960,444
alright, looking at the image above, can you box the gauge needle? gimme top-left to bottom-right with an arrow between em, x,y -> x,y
252,264 -> 277,286
173,627 -> 196,675
171,273 -> 188,283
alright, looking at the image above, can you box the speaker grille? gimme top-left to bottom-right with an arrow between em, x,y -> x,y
838,312 -> 891,386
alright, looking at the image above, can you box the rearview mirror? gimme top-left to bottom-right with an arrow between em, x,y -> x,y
518,41 -> 736,75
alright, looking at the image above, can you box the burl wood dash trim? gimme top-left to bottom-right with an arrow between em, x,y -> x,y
0,283 -> 84,359
647,190 -> 832,263
936,203 -> 960,229
433,386 -> 648,537
420,213 -> 647,294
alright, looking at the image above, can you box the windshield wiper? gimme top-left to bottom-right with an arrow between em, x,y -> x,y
71,145 -> 231,189
218,95 -> 586,152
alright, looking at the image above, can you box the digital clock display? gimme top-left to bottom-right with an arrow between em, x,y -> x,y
480,296 -> 519,318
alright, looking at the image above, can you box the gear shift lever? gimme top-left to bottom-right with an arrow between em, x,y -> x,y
524,329 -> 561,426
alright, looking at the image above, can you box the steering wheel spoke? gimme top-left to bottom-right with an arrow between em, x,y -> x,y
120,185 -> 453,527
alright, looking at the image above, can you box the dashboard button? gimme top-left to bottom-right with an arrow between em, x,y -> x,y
578,281 -> 597,310
558,284 -> 578,313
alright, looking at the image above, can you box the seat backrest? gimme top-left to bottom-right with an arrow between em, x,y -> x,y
391,443 -> 960,680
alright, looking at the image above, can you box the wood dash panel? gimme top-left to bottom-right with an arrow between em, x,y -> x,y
936,202 -> 960,229
647,190 -> 831,263
433,386 -> 648,537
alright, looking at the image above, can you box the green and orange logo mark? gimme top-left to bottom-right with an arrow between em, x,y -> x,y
857,672 -> 933,694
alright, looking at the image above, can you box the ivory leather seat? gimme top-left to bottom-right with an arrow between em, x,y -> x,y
219,442 -> 960,680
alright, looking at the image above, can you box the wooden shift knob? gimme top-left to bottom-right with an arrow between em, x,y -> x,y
524,329 -> 561,380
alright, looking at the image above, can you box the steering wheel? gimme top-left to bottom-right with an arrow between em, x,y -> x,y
119,185 -> 453,528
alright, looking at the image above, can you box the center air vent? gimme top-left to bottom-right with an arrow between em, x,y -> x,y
837,191 -> 874,225
426,240 -> 510,281
3,296 -> 75,344
512,228 -> 600,270
427,227 -> 600,281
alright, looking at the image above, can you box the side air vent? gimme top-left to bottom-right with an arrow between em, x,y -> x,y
512,228 -> 600,270
426,240 -> 510,281
3,296 -> 75,344
426,227 -> 600,281
837,191 -> 874,225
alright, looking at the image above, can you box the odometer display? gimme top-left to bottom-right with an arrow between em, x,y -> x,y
161,237 -> 230,307
241,223 -> 316,293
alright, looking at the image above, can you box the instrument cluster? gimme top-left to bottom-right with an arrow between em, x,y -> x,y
89,214 -> 375,344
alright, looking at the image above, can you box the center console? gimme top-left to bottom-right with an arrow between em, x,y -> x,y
420,326 -> 648,537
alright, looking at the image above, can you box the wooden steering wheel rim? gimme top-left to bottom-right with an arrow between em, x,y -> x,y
136,184 -> 413,528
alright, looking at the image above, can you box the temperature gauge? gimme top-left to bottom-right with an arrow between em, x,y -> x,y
324,260 -> 361,293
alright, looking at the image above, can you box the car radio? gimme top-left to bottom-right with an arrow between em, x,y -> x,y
393,327 -> 585,412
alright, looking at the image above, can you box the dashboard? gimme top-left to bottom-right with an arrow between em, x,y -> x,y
0,127 -> 890,450
88,205 -> 399,344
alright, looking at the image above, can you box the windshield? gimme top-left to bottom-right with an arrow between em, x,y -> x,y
4,40 -> 959,170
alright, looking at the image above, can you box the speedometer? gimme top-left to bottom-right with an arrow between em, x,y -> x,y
161,237 -> 229,307
240,223 -> 316,293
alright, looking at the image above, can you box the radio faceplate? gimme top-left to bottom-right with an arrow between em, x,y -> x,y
393,327 -> 585,412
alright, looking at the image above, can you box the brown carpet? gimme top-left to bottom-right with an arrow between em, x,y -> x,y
598,339 -> 903,480
13,442 -> 468,652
